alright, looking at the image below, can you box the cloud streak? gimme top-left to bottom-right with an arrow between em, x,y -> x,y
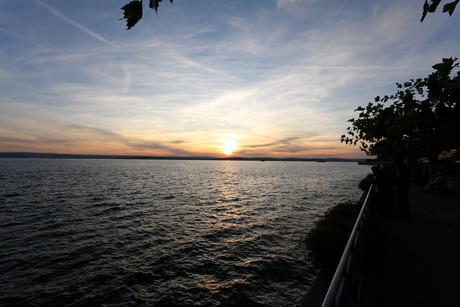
35,0 -> 118,49
1,0 -> 459,158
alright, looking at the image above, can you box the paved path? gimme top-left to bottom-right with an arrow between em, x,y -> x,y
366,180 -> 460,307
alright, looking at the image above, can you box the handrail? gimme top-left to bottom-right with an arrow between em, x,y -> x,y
321,184 -> 375,307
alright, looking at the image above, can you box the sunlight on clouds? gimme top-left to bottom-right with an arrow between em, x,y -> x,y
1,0 -> 458,158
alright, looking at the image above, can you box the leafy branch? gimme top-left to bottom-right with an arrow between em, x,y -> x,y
341,57 -> 460,161
421,0 -> 459,21
121,0 -> 173,30
120,1 -> 458,29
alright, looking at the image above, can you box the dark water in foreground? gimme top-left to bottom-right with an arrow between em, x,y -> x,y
0,159 -> 370,306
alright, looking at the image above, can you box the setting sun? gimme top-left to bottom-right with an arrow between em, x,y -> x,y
222,141 -> 238,156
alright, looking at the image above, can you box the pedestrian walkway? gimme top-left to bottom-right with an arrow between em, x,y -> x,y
364,180 -> 460,307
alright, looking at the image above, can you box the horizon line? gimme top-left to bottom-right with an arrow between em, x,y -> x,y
0,151 -> 369,161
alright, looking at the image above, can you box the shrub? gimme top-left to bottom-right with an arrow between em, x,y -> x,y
359,173 -> 374,192
305,201 -> 361,270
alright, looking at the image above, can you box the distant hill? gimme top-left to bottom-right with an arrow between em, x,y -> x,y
0,152 -> 363,163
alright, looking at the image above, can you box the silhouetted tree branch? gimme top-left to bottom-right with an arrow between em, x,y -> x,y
421,0 -> 459,21
121,0 -> 173,30
341,57 -> 460,164
119,1 -> 458,29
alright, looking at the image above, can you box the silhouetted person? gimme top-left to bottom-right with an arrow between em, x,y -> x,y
372,164 -> 395,215
372,166 -> 384,213
395,160 -> 411,217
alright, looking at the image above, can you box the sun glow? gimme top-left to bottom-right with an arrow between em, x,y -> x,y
222,140 -> 238,156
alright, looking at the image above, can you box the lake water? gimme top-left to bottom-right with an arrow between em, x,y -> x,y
0,159 -> 371,306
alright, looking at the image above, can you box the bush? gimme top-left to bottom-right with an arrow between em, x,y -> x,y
305,201 -> 361,270
359,173 -> 374,192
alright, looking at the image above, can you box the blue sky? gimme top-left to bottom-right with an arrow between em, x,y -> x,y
0,0 -> 459,158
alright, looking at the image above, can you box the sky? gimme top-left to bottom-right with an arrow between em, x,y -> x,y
0,0 -> 459,159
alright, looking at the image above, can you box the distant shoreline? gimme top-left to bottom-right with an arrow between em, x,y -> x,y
0,152 -> 363,163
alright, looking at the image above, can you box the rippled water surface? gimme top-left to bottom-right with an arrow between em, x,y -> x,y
0,159 -> 371,306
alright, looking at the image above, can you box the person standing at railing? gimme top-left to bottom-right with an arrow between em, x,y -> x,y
395,160 -> 411,217
372,163 -> 396,215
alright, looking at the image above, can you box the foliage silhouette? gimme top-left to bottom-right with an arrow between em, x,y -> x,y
359,174 -> 374,192
120,1 -> 457,30
421,0 -> 459,21
305,202 -> 361,270
121,0 -> 173,30
341,57 -> 460,170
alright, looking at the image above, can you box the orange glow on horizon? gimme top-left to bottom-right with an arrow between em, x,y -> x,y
0,132 -> 367,159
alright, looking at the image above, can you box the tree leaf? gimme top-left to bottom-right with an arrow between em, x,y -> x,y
149,0 -> 160,11
432,57 -> 455,76
121,0 -> 143,30
421,0 -> 441,21
443,0 -> 460,16
149,0 -> 173,12
428,0 -> 442,12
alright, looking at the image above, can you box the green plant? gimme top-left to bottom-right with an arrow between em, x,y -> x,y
305,202 -> 361,270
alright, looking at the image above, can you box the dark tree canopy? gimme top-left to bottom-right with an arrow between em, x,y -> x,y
341,58 -> 460,162
120,1 -> 457,30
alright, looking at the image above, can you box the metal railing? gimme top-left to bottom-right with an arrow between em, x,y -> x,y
321,185 -> 375,307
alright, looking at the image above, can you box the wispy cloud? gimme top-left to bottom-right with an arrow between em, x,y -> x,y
248,136 -> 305,149
0,25 -> 23,40
1,0 -> 458,157
65,124 -> 195,156
35,0 -> 118,49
